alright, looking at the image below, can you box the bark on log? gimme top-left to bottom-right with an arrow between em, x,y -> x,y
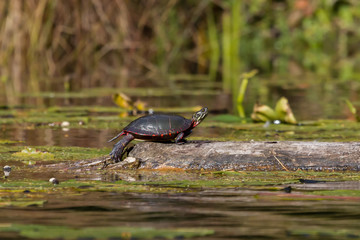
127,141 -> 360,171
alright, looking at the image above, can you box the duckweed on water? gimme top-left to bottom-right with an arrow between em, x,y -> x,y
288,228 -> 360,239
0,224 -> 214,239
309,190 -> 360,197
0,145 -> 109,163
0,139 -> 20,144
0,200 -> 46,208
0,179 -> 196,194
12,147 -> 55,161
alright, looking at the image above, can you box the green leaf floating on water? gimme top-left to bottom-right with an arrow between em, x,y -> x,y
275,97 -> 297,124
251,97 -> 297,124
251,104 -> 278,122
0,224 -> 214,239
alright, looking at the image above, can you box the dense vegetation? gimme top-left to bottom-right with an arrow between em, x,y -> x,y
1,0 -> 360,105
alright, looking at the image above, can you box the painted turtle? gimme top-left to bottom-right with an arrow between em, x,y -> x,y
108,107 -> 208,162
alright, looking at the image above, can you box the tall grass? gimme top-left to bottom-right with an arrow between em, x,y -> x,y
206,7 -> 219,82
1,1 -> 360,107
221,0 -> 242,112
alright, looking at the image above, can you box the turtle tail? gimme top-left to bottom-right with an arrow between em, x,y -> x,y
108,131 -> 125,143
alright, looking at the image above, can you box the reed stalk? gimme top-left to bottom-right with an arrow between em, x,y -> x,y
221,11 -> 232,92
230,0 -> 241,110
207,7 -> 220,82
221,0 -> 242,112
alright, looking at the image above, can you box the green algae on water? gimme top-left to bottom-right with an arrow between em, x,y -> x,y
0,200 -> 46,208
0,224 -> 215,239
0,145 -> 109,162
288,228 -> 360,239
12,147 -> 55,161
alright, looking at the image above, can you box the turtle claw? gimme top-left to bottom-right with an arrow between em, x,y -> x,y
109,152 -> 119,163
109,142 -> 123,163
110,153 -> 122,163
175,138 -> 187,145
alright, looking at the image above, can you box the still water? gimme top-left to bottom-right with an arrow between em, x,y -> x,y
1,184 -> 360,239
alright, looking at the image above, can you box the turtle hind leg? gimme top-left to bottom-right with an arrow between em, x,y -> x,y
109,134 -> 135,163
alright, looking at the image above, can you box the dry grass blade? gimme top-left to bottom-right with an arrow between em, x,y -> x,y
272,150 -> 289,172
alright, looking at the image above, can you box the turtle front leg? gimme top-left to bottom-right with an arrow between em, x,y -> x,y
175,132 -> 186,144
175,130 -> 192,144
109,134 -> 135,163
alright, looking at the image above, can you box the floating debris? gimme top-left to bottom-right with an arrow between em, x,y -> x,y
282,186 -> 292,193
61,121 -> 70,127
61,121 -> 70,131
3,165 -> 11,178
49,178 -> 59,185
106,157 -> 140,170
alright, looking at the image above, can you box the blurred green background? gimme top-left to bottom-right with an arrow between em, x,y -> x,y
1,0 -> 360,119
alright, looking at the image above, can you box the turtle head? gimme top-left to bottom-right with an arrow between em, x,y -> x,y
192,107 -> 208,127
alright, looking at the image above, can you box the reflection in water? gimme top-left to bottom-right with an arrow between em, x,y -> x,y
1,127 -> 115,148
1,189 -> 360,239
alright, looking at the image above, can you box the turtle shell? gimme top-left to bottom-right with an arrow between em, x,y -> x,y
123,114 -> 192,139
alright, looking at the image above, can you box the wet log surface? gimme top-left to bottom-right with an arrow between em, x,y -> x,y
126,141 -> 360,171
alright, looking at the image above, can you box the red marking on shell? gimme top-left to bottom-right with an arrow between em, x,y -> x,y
169,133 -> 171,136
152,134 -> 155,136
161,134 -> 164,137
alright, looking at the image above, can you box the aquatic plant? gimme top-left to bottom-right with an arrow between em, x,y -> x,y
236,70 -> 258,118
345,99 -> 360,122
251,97 -> 297,124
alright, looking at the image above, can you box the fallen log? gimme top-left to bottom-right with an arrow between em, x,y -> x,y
126,141 -> 360,171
